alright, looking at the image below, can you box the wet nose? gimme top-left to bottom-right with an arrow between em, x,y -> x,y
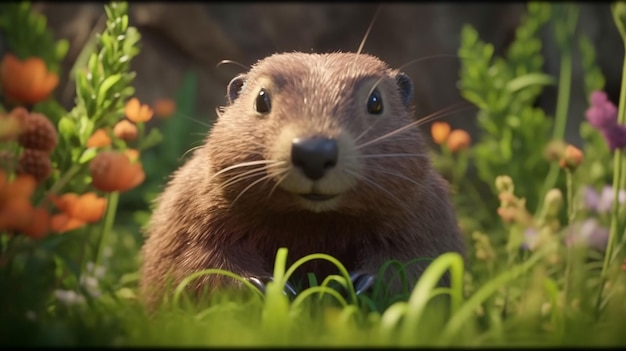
291,137 -> 338,180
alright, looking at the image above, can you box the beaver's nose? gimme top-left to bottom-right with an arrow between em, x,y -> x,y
291,137 -> 338,180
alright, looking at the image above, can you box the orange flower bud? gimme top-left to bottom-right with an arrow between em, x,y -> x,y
113,119 -> 138,141
125,98 -> 154,123
1,54 -> 59,105
559,145 -> 583,170
154,98 -> 176,119
446,129 -> 471,152
86,129 -> 112,148
431,122 -> 451,144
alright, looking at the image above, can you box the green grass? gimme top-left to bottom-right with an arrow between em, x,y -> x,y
2,229 -> 625,347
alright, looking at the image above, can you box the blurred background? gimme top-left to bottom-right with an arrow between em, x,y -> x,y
34,3 -> 622,138
29,2 -> 623,227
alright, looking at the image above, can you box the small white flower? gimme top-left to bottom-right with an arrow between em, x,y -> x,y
94,266 -> 106,278
54,289 -> 86,305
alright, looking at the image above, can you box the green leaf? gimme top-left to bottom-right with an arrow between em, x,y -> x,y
97,74 -> 123,106
506,73 -> 556,94
87,52 -> 99,76
54,39 -> 70,61
138,128 -> 164,151
78,147 -> 99,164
58,116 -> 77,138
461,90 -> 488,111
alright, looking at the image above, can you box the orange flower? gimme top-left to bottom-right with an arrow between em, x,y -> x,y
0,172 -> 51,238
431,122 -> 451,144
52,192 -> 107,223
113,119 -> 138,141
559,144 -> 583,171
90,151 -> 145,192
1,54 -> 59,105
21,207 -> 50,239
446,129 -> 471,152
154,98 -> 176,119
0,173 -> 37,203
50,213 -> 85,234
0,197 -> 34,231
86,128 -> 112,148
622,258 -> 626,271
125,98 -> 154,123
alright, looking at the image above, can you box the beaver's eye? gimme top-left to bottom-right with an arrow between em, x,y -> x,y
367,89 -> 383,115
255,89 -> 271,115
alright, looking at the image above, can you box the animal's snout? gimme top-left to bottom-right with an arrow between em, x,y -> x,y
291,137 -> 338,180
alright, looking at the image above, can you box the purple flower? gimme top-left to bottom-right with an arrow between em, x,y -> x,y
522,227 -> 538,251
564,218 -> 609,251
583,185 -> 626,214
586,91 -> 618,130
601,124 -> 626,151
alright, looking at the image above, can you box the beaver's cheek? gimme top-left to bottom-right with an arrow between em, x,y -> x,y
266,125 -> 362,197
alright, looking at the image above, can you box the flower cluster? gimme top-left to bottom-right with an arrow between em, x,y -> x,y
87,97 -> 153,148
586,90 -> 626,151
430,121 -> 472,152
0,107 -> 58,183
495,175 -> 534,226
0,169 -> 108,238
85,98 -> 154,193
50,192 -> 108,233
583,185 -> 626,214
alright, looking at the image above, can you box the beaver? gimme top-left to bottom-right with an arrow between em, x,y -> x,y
139,51 -> 465,308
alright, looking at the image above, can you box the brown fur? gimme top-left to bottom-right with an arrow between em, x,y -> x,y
139,52 -> 465,308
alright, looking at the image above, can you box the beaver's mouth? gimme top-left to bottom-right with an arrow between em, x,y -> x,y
299,193 -> 339,201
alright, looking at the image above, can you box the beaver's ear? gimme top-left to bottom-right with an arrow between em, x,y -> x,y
395,72 -> 413,108
227,74 -> 246,104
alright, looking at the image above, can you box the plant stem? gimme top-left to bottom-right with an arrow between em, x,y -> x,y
564,169 -> 575,302
598,6 -> 626,312
94,191 -> 119,268
537,4 -> 578,217
565,170 -> 576,225
41,164 -> 82,205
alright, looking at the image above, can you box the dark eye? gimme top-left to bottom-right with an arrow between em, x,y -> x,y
255,89 -> 271,115
367,89 -> 383,115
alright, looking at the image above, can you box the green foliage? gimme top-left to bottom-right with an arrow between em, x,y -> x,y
58,2 -> 140,168
458,2 -> 554,216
